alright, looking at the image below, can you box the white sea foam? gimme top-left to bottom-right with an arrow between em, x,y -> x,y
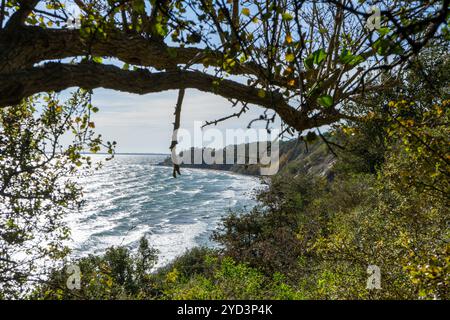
148,221 -> 208,269
67,154 -> 260,268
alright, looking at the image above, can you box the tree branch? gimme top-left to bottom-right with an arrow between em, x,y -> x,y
0,26 -> 269,78
0,61 -> 343,132
4,0 -> 39,30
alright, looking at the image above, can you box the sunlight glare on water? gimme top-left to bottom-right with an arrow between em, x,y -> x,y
66,154 -> 261,268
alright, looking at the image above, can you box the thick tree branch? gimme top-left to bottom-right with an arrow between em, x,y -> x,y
0,62 -> 341,131
1,1 -> 441,135
0,26 -> 266,78
4,0 -> 39,30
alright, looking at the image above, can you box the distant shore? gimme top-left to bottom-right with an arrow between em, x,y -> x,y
156,155 -> 261,176
81,152 -> 170,156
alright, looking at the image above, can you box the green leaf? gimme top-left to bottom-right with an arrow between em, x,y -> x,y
304,49 -> 327,69
92,56 -> 102,64
377,27 -> 391,37
350,55 -> 364,66
154,23 -> 167,37
317,94 -> 333,108
281,13 -> 293,21
339,49 -> 353,64
304,55 -> 314,70
373,38 -> 390,56
339,50 -> 364,66
312,49 -> 327,65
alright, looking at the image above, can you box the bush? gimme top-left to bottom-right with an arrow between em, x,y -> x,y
32,237 -> 158,300
212,172 -> 325,278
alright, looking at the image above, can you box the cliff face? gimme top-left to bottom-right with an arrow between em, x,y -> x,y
277,138 -> 336,178
158,138 -> 336,177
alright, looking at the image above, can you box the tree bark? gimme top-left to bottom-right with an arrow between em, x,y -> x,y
0,62 -> 341,131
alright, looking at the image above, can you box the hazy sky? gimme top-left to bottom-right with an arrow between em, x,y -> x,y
88,88 -> 282,154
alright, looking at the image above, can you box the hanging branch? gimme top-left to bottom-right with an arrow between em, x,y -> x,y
170,88 -> 185,178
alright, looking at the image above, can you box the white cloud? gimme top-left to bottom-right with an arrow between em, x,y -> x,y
87,89 -> 280,154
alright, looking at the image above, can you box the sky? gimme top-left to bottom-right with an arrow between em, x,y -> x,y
87,88 -> 282,154
36,1 -> 287,155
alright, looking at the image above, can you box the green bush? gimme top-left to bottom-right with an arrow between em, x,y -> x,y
32,237 -> 158,299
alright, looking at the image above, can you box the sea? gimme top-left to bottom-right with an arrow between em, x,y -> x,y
66,154 -> 261,269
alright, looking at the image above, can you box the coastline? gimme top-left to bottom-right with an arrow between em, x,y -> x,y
155,161 -> 262,177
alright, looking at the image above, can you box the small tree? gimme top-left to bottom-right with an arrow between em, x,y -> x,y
0,90 -> 115,298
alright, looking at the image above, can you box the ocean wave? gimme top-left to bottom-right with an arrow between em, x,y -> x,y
68,154 -> 260,268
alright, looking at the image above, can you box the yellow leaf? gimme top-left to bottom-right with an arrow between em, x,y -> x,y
285,34 -> 293,44
284,66 -> 294,75
285,53 -> 295,62
242,8 -> 250,16
258,89 -> 266,98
